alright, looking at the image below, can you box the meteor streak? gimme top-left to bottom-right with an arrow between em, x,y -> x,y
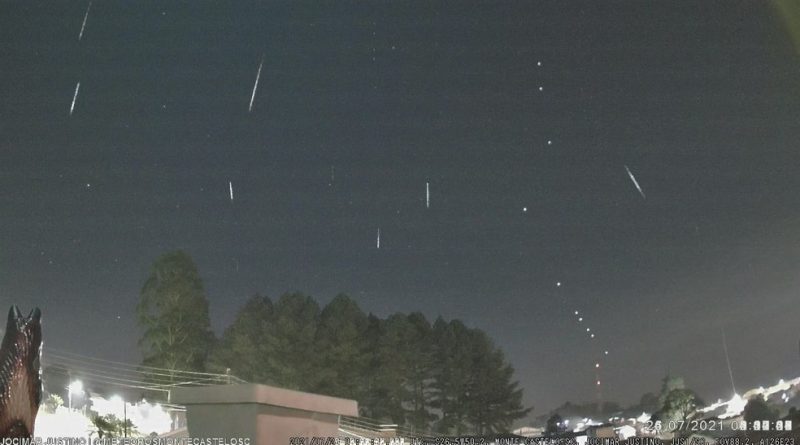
624,165 -> 646,199
426,182 -> 430,208
78,1 -> 92,41
70,82 -> 80,115
249,57 -> 263,112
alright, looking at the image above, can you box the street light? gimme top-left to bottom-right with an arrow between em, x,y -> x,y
67,380 -> 83,411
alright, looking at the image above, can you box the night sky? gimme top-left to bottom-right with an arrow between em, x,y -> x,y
2,1 -> 800,416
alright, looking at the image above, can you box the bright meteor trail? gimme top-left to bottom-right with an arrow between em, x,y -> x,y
426,182 -> 430,208
249,57 -> 263,112
78,1 -> 92,41
624,165 -> 646,199
70,82 -> 80,116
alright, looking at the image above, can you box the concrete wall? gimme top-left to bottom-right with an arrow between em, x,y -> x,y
171,384 -> 358,445
185,403 -> 261,440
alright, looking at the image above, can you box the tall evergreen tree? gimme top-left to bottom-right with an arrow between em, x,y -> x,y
463,330 -> 530,434
431,318 -> 476,435
207,295 -> 274,383
431,319 -> 529,435
313,294 -> 369,400
404,312 -> 437,432
267,292 -> 320,390
211,292 -> 320,390
372,314 -> 415,425
359,314 -> 388,419
366,313 -> 437,430
136,250 -> 214,378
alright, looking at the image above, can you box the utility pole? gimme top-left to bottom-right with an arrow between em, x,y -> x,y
124,398 -> 128,438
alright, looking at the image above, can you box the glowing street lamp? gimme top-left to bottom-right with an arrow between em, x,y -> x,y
67,380 -> 83,410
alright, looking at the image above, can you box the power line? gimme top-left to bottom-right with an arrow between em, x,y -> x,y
44,359 -> 201,390
43,346 -> 245,382
45,352 -> 233,385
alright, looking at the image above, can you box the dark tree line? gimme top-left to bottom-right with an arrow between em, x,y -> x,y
136,251 -> 530,435
207,294 -> 530,434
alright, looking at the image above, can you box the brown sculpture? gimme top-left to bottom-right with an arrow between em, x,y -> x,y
0,306 -> 42,438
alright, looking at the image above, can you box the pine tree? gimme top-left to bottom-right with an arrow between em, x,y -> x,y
313,294 -> 369,400
136,250 -> 214,379
359,314 -> 388,419
431,319 -> 476,435
207,295 -> 274,383
267,293 -> 320,390
404,312 -> 437,432
464,334 -> 530,434
432,319 -> 530,434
